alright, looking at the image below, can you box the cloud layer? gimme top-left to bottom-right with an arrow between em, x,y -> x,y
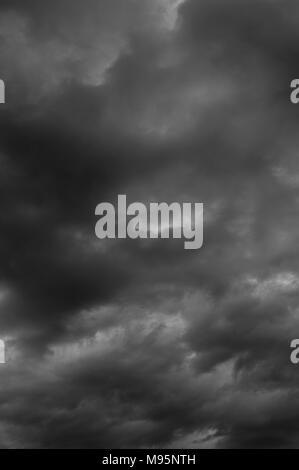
0,0 -> 299,448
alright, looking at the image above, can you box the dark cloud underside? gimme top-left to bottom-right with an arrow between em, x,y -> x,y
0,0 -> 299,448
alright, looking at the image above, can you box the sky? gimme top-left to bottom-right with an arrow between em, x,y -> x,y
0,0 -> 299,448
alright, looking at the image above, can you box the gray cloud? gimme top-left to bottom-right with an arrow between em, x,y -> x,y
0,0 -> 298,448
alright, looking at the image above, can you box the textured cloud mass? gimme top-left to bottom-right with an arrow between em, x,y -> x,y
0,0 -> 299,448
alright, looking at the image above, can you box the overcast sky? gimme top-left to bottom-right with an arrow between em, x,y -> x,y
0,0 -> 299,448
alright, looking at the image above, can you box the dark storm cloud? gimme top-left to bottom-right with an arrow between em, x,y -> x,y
0,0 -> 299,449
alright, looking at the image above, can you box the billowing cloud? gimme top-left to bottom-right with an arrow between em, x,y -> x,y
0,0 -> 299,448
